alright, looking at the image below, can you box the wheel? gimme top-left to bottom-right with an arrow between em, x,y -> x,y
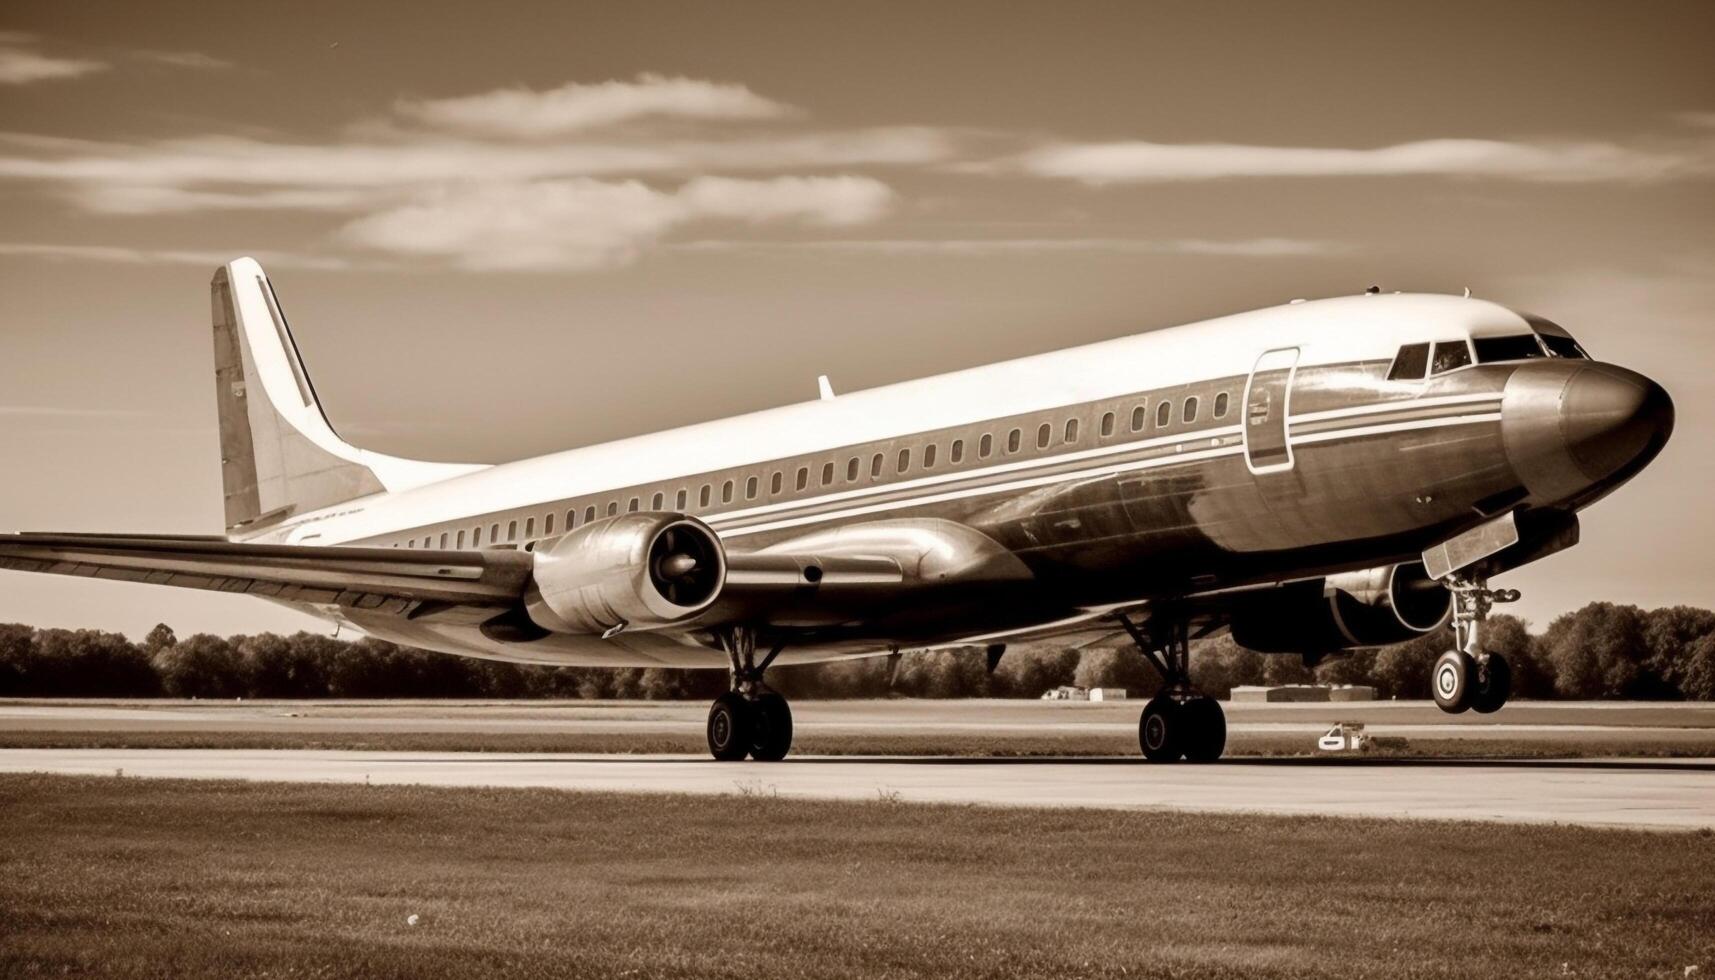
1471,654 -> 1511,714
706,692 -> 754,761
1432,650 -> 1476,714
749,690 -> 793,761
1179,697 -> 1227,763
1138,696 -> 1183,762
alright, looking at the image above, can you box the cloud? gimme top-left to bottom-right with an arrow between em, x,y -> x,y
0,35 -> 106,84
0,127 -> 951,195
0,241 -> 350,270
336,175 -> 894,271
132,50 -> 233,71
396,74 -> 795,138
673,236 -> 1343,256
996,137 -> 1709,184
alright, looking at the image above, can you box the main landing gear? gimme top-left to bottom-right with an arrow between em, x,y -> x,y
1116,614 -> 1226,763
706,627 -> 793,762
1432,576 -> 1519,715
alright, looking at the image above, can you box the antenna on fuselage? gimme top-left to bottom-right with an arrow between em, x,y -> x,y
817,374 -> 836,401
1365,285 -> 1381,295
1462,286 -> 1472,298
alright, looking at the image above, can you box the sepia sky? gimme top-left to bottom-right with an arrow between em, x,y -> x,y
0,0 -> 1711,638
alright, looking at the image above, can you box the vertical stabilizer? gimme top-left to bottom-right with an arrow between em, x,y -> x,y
212,257 -> 484,534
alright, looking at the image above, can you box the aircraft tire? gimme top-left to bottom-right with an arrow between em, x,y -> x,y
1180,697 -> 1227,763
1139,696 -> 1184,762
749,690 -> 794,762
1432,650 -> 1477,714
1471,654 -> 1511,714
707,692 -> 754,761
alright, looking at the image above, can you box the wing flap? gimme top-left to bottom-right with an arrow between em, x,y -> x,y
0,533 -> 533,613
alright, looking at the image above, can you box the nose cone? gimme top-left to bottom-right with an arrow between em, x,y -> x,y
1502,362 -> 1674,505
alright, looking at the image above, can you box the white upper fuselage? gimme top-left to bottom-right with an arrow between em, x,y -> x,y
244,292 -> 1540,548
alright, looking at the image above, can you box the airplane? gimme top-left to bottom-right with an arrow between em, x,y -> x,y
0,259 -> 1674,763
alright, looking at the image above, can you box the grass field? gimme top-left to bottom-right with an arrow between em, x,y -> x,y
2,774 -> 1711,979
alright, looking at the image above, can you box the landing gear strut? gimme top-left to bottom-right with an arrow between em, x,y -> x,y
1116,614 -> 1226,763
1433,576 -> 1519,715
707,627 -> 792,761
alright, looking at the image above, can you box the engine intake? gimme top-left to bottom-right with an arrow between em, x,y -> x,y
1229,561 -> 1452,654
524,513 -> 725,635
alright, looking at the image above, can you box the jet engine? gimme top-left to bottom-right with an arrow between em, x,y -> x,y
1229,561 -> 1452,654
524,513 -> 726,635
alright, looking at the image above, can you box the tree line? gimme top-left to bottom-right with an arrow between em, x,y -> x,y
0,602 -> 1711,701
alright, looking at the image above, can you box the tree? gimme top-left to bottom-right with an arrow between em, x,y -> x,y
1540,603 -> 1653,698
1072,648 -> 1154,694
991,646 -> 1081,698
1643,606 -> 1715,698
152,633 -> 241,698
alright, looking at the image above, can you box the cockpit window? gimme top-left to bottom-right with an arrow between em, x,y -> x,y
1538,333 -> 1587,359
1473,334 -> 1548,363
1430,340 -> 1472,374
1525,315 -> 1590,360
1386,342 -> 1429,381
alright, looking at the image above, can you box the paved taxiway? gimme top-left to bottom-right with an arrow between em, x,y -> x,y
4,748 -> 1711,830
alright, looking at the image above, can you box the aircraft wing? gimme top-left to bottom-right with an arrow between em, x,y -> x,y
0,533 -> 534,618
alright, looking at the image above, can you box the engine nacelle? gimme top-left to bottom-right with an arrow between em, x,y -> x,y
524,513 -> 725,635
1229,561 -> 1453,654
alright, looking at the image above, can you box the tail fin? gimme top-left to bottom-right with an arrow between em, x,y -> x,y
211,257 -> 485,535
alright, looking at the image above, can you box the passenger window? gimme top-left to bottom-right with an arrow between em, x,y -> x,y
439,532 -> 448,549
722,481 -> 734,503
1156,401 -> 1171,428
490,523 -> 500,541
1037,423 -> 1051,449
652,492 -> 664,510
544,513 -> 554,536
770,471 -> 782,494
1007,428 -> 1021,453
566,510 -> 576,529
606,501 -> 618,516
1474,334 -> 1547,363
821,462 -> 834,486
627,497 -> 639,513
676,489 -> 687,509
506,521 -> 517,541
979,434 -> 992,458
1431,341 -> 1473,374
898,448 -> 910,472
871,453 -> 884,478
1065,418 -> 1078,443
1101,412 -> 1115,437
1213,392 -> 1229,418
846,458 -> 859,482
406,539 -> 414,548
1183,397 -> 1198,423
474,527 -> 483,546
424,536 -> 432,548
796,467 -> 808,491
524,518 -> 534,538
950,439 -> 964,463
923,444 -> 937,468
745,476 -> 758,500
700,485 -> 711,507
1388,343 -> 1431,381
457,530 -> 466,549
1131,406 -> 1146,432
584,506 -> 596,524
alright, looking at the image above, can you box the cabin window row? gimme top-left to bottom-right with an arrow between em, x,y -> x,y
397,383 -> 1236,550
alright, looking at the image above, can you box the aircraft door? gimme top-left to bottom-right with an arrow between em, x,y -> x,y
1244,347 -> 1299,474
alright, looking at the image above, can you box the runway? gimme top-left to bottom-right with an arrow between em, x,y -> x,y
5,748 -> 1712,830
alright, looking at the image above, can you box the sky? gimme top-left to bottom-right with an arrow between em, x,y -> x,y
0,0 -> 1710,638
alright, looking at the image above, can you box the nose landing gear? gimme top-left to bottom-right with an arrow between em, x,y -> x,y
1117,614 -> 1226,763
1433,577 -> 1519,714
707,627 -> 793,761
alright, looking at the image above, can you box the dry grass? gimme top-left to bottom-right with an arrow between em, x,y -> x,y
2,773 -> 1712,979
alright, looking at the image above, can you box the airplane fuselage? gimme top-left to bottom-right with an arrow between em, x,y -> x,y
237,292 -> 1672,668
